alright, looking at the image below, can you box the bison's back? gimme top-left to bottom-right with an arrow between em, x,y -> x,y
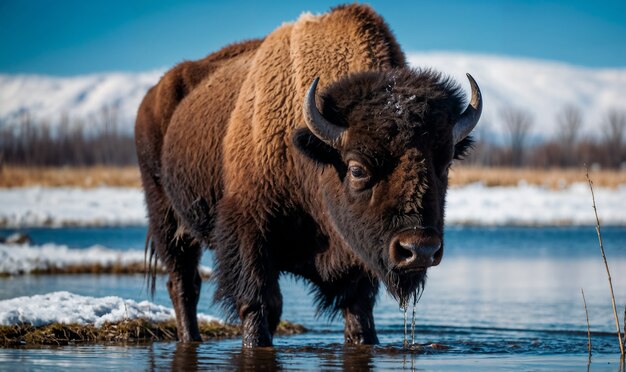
135,39 -> 262,240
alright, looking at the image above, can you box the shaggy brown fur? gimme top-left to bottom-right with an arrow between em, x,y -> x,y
135,4 -> 475,347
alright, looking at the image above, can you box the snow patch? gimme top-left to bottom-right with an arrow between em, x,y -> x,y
0,243 -> 142,275
0,291 -> 220,327
0,186 -> 146,227
446,182 -> 626,226
0,242 -> 213,276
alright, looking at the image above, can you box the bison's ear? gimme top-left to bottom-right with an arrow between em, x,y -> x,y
293,127 -> 342,165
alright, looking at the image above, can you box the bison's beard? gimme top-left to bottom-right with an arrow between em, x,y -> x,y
382,268 -> 427,308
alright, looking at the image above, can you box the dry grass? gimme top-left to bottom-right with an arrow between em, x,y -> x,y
0,262 -> 154,278
0,319 -> 306,347
0,166 -> 141,188
449,166 -> 626,189
587,171 -> 624,356
1,165 -> 625,189
581,288 -> 592,357
13,262 -> 154,276
0,263 -> 212,279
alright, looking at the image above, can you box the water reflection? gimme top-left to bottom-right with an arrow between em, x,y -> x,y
164,342 -> 380,371
171,342 -> 202,371
0,338 -> 622,371
229,347 -> 282,371
341,346 -> 374,370
166,342 -> 283,371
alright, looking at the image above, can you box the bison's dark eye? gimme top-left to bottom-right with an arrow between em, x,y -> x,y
350,165 -> 367,178
347,160 -> 371,190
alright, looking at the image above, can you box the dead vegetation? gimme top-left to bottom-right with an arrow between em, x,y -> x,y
581,288 -> 591,357
0,262 -> 154,278
0,319 -> 306,347
0,165 -> 141,188
0,263 -> 212,279
449,166 -> 626,189
586,171 -> 625,357
1,165 -> 625,189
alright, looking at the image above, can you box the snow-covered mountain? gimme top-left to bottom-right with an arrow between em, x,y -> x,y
408,52 -> 626,140
1,52 -> 624,139
0,70 -> 162,131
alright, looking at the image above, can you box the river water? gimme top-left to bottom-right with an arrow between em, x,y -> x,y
1,226 -> 625,370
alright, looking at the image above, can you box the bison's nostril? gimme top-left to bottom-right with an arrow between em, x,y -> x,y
395,241 -> 415,261
389,238 -> 419,267
389,233 -> 443,269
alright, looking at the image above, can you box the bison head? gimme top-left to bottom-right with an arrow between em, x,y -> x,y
293,69 -> 482,306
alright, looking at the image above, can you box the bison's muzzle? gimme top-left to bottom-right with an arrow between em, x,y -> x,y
389,228 -> 443,271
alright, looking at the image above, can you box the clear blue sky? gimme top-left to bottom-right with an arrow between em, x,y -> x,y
1,0 -> 625,75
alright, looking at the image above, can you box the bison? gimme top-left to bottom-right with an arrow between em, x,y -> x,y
135,4 -> 482,347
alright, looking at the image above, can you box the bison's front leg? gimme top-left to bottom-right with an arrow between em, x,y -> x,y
238,278 -> 282,348
213,202 -> 283,348
342,276 -> 379,345
344,306 -> 378,344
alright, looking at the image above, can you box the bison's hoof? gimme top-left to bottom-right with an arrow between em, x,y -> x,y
345,333 -> 379,345
242,334 -> 273,348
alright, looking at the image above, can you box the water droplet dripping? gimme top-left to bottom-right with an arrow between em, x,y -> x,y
411,289 -> 417,345
402,301 -> 408,348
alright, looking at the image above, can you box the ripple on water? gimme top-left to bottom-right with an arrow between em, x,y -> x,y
0,336 -> 622,371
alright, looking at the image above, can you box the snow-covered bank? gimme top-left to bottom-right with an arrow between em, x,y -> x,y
0,187 -> 145,227
447,182 -> 626,226
0,291 -> 219,327
0,243 -> 212,276
0,183 -> 625,227
0,243 -> 142,275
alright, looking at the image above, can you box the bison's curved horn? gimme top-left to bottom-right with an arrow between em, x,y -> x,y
453,73 -> 482,145
303,77 -> 345,148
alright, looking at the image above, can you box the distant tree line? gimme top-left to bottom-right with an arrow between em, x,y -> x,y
0,105 -> 136,167
0,104 -> 624,169
464,106 -> 626,169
